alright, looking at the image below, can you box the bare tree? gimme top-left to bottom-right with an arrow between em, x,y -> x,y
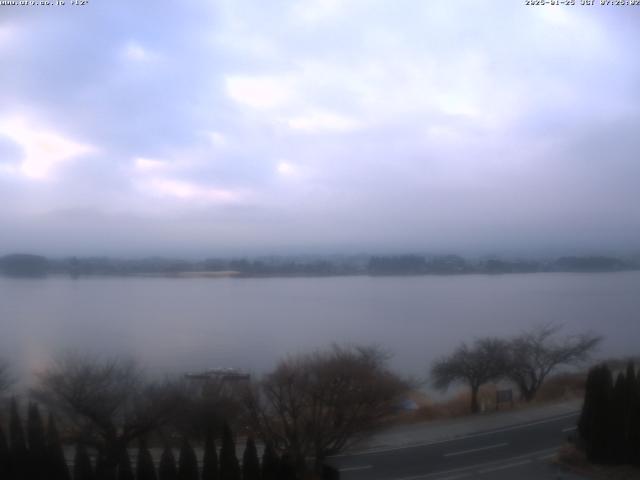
32,352 -> 183,475
431,337 -> 509,414
244,345 -> 408,474
506,323 -> 601,402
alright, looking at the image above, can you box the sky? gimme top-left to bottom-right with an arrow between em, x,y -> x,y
1,0 -> 639,257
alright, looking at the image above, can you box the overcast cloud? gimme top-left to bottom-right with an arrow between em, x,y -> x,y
1,0 -> 639,256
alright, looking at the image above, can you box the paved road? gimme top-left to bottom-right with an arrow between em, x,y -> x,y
328,412 -> 585,479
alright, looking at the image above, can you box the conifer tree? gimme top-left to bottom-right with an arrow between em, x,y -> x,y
10,398 -> 29,480
579,364 -> 613,463
278,452 -> 296,480
27,402 -> 47,480
260,443 -> 279,480
322,464 -> 340,480
95,452 -> 106,480
624,362 -> 639,464
117,449 -> 135,480
611,372 -> 626,464
47,413 -> 71,480
73,444 -> 95,480
137,438 -> 157,480
178,438 -> 198,480
579,365 -> 599,457
0,424 -> 10,480
219,424 -> 240,480
96,451 -> 117,480
635,367 -> 640,466
242,437 -> 260,480
158,446 -> 178,480
201,430 -> 218,480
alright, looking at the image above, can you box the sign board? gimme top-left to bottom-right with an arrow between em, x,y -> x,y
496,389 -> 514,409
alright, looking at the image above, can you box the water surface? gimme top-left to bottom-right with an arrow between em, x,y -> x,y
1,272 -> 638,384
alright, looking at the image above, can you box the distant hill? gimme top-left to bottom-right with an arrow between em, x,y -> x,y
0,253 -> 637,278
0,254 -> 49,276
553,256 -> 630,272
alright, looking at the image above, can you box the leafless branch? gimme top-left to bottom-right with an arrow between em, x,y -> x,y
244,344 -> 408,474
506,323 -> 601,401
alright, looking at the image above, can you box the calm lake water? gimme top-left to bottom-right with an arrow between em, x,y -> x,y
1,272 -> 639,384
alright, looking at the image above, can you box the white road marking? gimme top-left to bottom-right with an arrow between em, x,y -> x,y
562,426 -> 577,433
435,474 -> 470,480
330,412 -> 579,457
537,453 -> 556,461
339,465 -> 372,472
443,442 -> 508,458
477,459 -> 531,473
388,446 -> 560,480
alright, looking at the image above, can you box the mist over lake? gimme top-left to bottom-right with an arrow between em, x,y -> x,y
1,271 -> 638,385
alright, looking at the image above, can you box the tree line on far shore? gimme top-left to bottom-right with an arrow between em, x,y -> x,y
1,252 -> 637,278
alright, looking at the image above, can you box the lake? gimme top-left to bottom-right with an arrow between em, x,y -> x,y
1,272 -> 639,385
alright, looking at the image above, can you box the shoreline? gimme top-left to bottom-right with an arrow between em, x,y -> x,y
1,268 -> 639,280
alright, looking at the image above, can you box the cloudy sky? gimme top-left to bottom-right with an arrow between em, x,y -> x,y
1,0 -> 639,257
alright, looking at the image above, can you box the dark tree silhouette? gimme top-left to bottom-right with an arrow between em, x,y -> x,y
136,439 -> 157,480
260,443 -> 279,480
73,443 -> 95,480
10,398 -> 29,480
611,373 -> 626,463
578,364 -> 613,463
506,324 -> 601,401
219,423 -> 240,480
623,363 -> 639,464
95,451 -> 116,480
27,402 -> 47,480
632,365 -> 640,466
0,424 -> 10,480
178,438 -> 198,480
117,450 -> 135,480
201,430 -> 219,480
431,338 -> 508,414
322,464 -> 340,480
242,437 -> 260,480
577,363 -> 640,465
158,445 -> 178,480
169,378 -> 243,444
278,452 -> 296,480
47,413 -> 71,480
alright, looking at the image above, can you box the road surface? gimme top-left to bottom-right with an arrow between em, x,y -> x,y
328,412 -> 584,479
